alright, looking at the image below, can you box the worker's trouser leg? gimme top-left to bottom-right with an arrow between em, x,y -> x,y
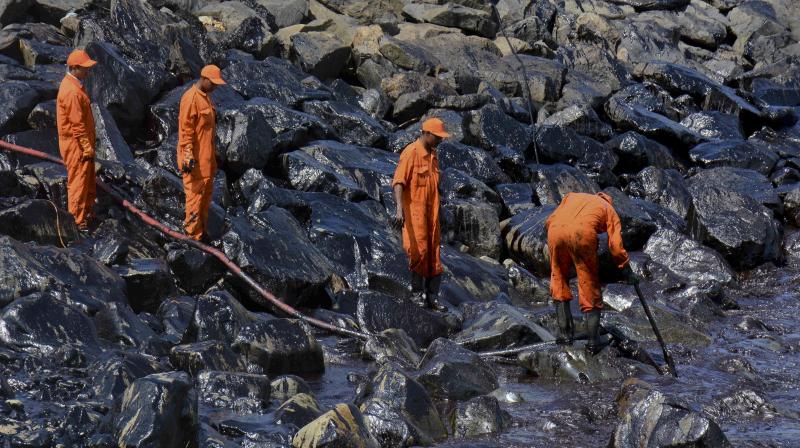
183,174 -> 214,240
573,233 -> 602,313
63,145 -> 96,228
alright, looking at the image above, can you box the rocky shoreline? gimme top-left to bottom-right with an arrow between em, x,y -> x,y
1,0 -> 800,446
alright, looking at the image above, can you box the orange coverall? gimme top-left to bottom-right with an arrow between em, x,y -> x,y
392,139 -> 443,278
177,85 -> 217,240
56,73 -> 96,228
545,192 -> 629,313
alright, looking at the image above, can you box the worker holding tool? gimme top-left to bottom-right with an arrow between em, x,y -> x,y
57,49 -> 98,232
392,118 -> 450,312
546,192 -> 638,354
177,64 -> 225,241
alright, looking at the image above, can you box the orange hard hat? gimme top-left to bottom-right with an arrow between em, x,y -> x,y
200,65 -> 225,85
66,49 -> 97,68
422,118 -> 451,138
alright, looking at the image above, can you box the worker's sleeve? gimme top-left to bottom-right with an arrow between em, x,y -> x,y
606,205 -> 630,269
178,96 -> 198,151
65,93 -> 88,142
392,150 -> 413,188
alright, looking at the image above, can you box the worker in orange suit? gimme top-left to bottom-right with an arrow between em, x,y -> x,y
57,49 -> 98,232
392,118 -> 451,312
545,192 -> 638,354
177,65 -> 225,241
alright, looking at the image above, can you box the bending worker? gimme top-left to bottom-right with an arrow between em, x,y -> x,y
392,118 -> 450,312
177,65 -> 225,241
57,49 -> 98,232
545,192 -> 637,354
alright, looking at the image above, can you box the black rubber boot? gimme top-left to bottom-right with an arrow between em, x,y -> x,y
425,275 -> 448,312
584,309 -> 602,356
554,301 -> 574,345
410,272 -> 426,307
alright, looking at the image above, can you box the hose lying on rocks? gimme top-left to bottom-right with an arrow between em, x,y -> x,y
0,139 -> 566,358
0,139 -> 369,341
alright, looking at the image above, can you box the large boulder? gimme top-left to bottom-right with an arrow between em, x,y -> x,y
192,290 -> 258,344
687,167 -> 780,212
358,365 -> 447,445
197,370 -> 271,411
455,301 -> 553,351
232,318 -> 324,375
195,1 -> 276,57
609,379 -> 732,447
290,31 -> 351,79
214,106 -> 275,175
644,229 -> 735,290
532,163 -> 599,205
157,296 -> 195,345
0,292 -> 100,356
224,56 -> 330,105
0,199 -> 80,246
440,246 -> 511,304
114,258 -> 175,314
626,167 -> 692,219
243,97 -> 334,151
271,374 -> 312,403
437,140 -> 508,186
90,352 -> 166,404
0,236 -> 126,312
535,125 -> 618,182
444,200 -> 501,259
680,111 -> 744,141
84,41 -> 173,137
402,3 -> 496,38
606,131 -> 682,174
605,84 -> 703,147
114,371 -> 198,448
301,141 -> 396,201
280,150 -> 368,201
259,0 -> 307,27
0,80 -> 39,135
362,328 -> 422,369
687,184 -> 782,269
688,140 -> 779,175
293,403 -> 380,448
166,244 -> 225,294
501,205 -> 555,276
638,61 -> 761,117
606,0 -> 689,11
356,291 -> 454,348
92,104 -> 135,164
302,193 -> 407,294
94,301 -> 158,349
275,392 -> 322,428
302,100 -> 388,147
518,345 -> 654,383
541,104 -> 614,141
416,338 -> 498,401
466,104 -> 531,154
169,340 -> 246,375
453,395 -> 511,438
223,209 -> 337,308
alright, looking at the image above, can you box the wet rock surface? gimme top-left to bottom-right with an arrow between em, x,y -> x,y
1,0 -> 800,445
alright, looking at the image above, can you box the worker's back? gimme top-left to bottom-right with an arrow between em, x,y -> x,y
546,192 -> 613,235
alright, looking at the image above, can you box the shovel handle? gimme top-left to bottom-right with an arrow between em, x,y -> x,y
634,283 -> 678,377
